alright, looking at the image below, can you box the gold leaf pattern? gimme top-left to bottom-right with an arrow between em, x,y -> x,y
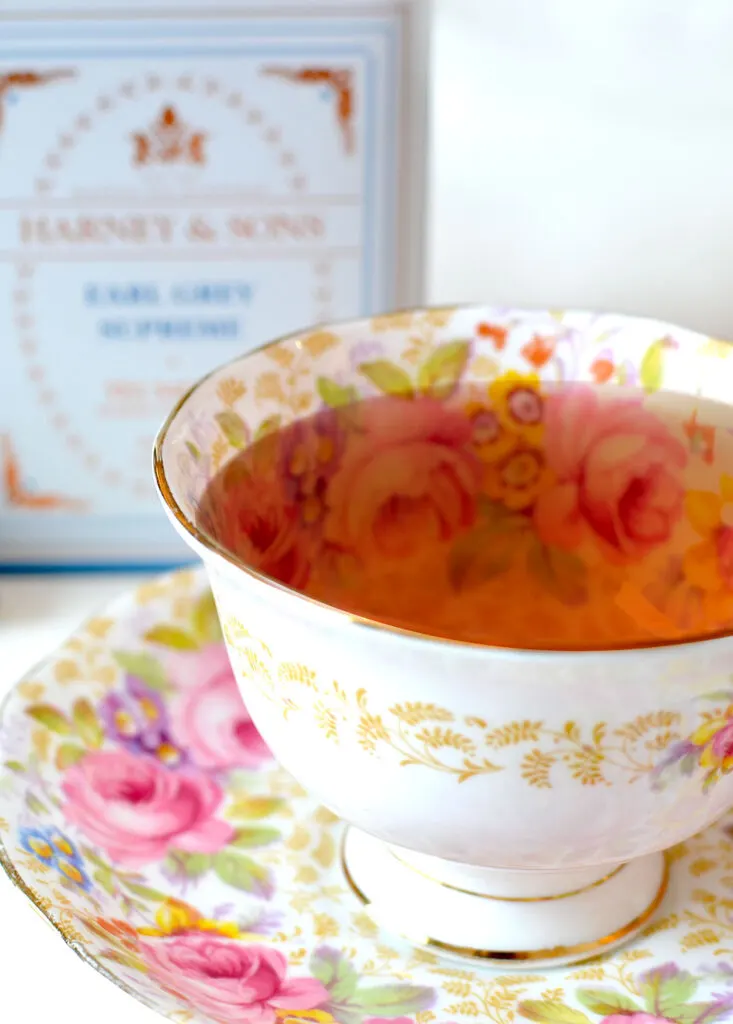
286,825 -> 310,851
312,832 -> 336,869
485,720 -> 543,748
641,913 -> 679,937
313,807 -> 339,826
85,618 -> 114,639
255,371 -> 287,403
351,912 -> 379,938
312,913 -> 339,938
691,858 -> 717,876
614,712 -> 681,742
216,378 -> 246,407
18,682 -> 45,701
390,702 -> 454,726
278,663 -> 317,688
301,331 -> 339,358
54,660 -> 79,684
521,749 -> 555,789
294,865 -> 319,885
681,928 -> 721,949
314,702 -> 338,740
31,729 -> 51,762
223,616 -> 688,786
211,436 -> 229,473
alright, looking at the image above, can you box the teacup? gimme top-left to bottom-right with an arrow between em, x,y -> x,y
154,306 -> 733,966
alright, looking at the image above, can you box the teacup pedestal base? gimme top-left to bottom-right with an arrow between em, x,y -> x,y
342,829 -> 669,968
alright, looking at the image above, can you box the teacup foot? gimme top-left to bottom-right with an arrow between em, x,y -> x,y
342,829 -> 669,968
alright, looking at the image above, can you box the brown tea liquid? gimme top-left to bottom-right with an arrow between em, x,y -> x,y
197,381 -> 733,649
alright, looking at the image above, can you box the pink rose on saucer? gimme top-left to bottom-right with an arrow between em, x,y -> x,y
364,1020 -> 457,1024
602,1016 -> 671,1024
170,645 -> 271,771
61,749 -> 234,868
535,386 -> 686,559
140,934 -> 328,1024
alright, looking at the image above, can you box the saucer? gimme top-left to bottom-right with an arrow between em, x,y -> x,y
3,568 -> 733,1024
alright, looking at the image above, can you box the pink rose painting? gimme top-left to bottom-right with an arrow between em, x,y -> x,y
198,460 -> 311,589
170,645 -> 271,772
61,749 -> 234,868
140,934 -> 328,1024
535,386 -> 687,559
325,397 -> 481,562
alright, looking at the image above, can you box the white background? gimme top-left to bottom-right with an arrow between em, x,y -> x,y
428,1 -> 733,339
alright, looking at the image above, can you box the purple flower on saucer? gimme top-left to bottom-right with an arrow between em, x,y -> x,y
99,675 -> 185,768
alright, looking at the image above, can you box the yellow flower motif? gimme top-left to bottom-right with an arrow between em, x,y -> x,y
683,475 -> 733,624
465,400 -> 518,465
57,860 -> 87,886
137,899 -> 259,941
276,1013 -> 335,1024
488,370 -> 545,446
484,446 -> 553,510
689,707 -> 733,777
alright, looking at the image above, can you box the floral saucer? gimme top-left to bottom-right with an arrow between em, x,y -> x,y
3,570 -> 733,1024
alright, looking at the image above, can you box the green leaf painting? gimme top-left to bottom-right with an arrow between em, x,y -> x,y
213,850 -> 273,898
317,377 -> 359,408
26,704 -> 72,735
312,947 -> 435,1024
358,360 -> 414,397
215,409 -> 250,449
417,340 -> 471,398
112,651 -> 171,693
143,625 -> 199,651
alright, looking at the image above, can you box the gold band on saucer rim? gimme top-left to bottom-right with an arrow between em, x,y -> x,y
389,848 -> 627,902
342,840 -> 670,963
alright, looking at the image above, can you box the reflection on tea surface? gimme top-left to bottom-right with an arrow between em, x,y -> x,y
197,377 -> 733,649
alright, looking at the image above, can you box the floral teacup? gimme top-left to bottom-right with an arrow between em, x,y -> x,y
154,306 -> 733,966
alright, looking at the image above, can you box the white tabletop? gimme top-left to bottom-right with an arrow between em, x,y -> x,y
0,574 -> 161,1024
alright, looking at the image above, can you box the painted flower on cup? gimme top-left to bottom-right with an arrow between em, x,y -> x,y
169,645 -> 271,772
534,385 -> 687,560
61,749 -> 234,868
590,348 -> 639,387
281,408 -> 345,527
489,371 -> 545,446
198,458 -> 311,589
139,934 -> 328,1024
325,397 -> 481,562
465,400 -> 517,465
484,445 -> 553,511
654,694 -> 733,792
682,476 -> 733,625
100,675 -> 185,768
19,825 -> 92,890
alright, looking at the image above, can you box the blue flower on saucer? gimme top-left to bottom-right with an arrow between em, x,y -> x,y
20,826 -> 92,890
